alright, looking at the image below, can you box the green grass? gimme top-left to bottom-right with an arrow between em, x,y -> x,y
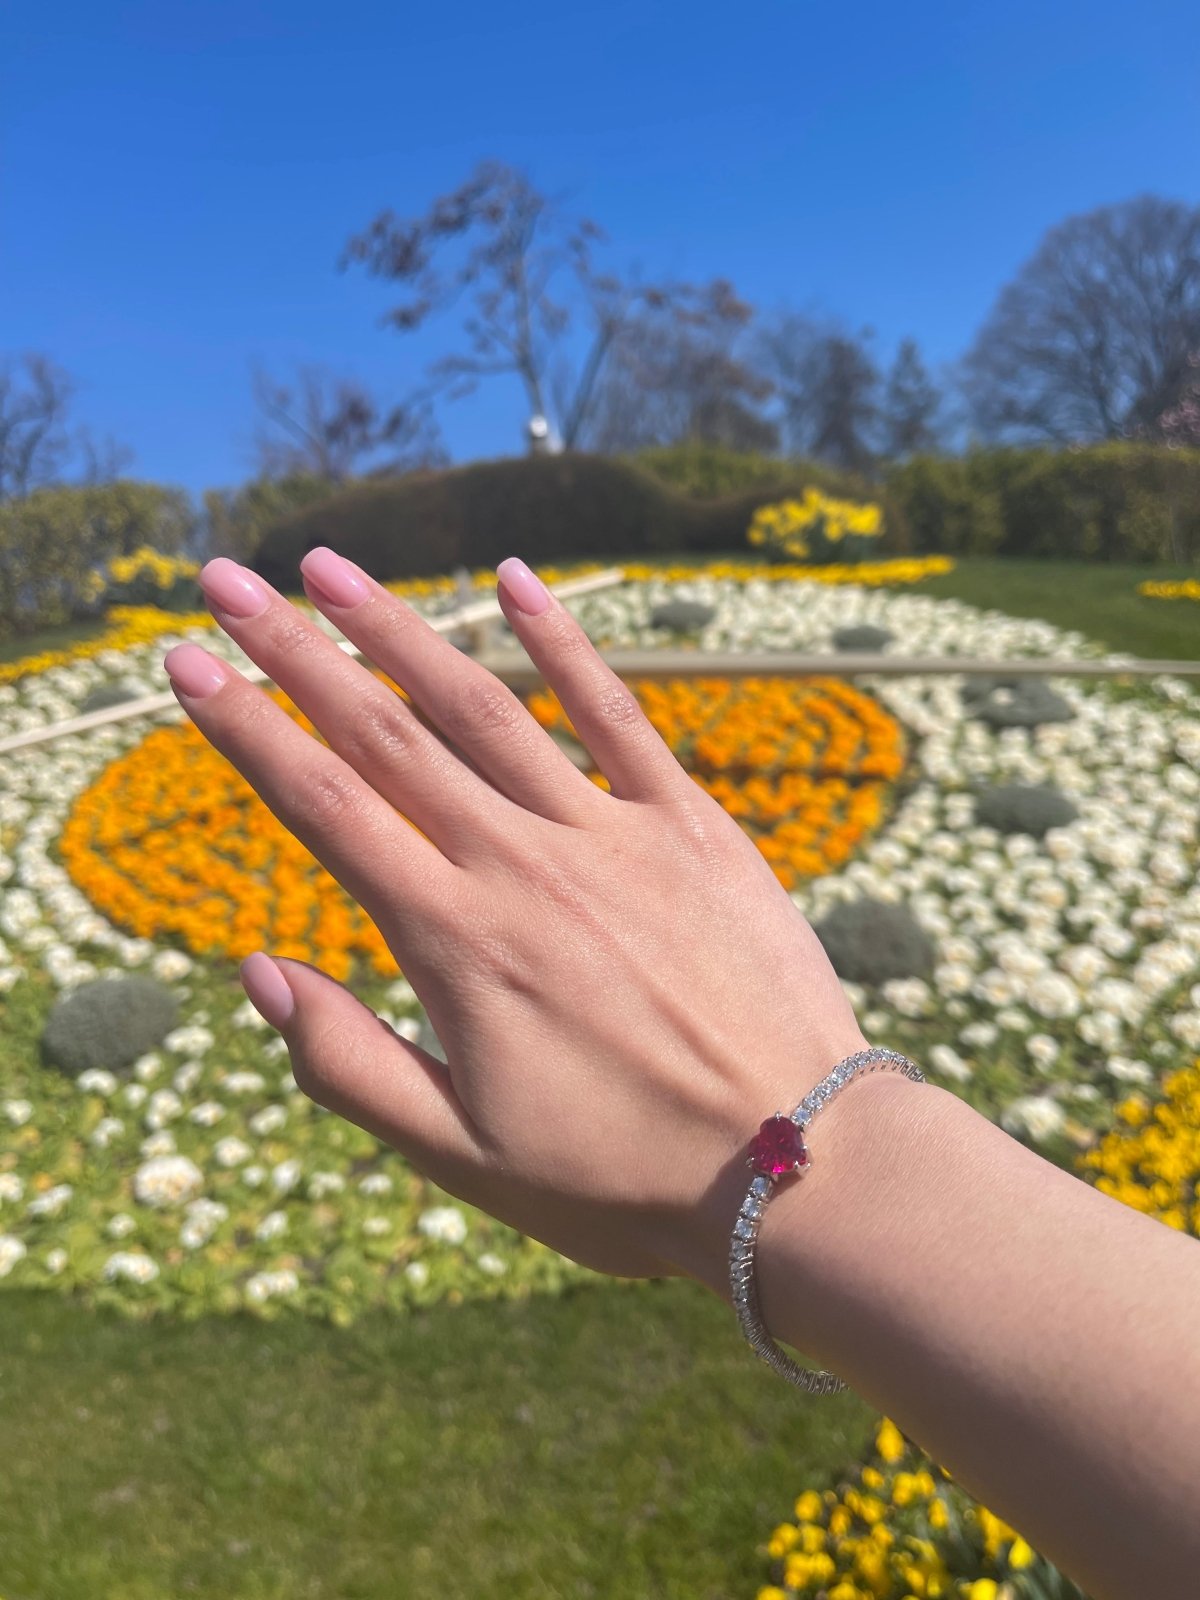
919,558 -> 1200,662
0,1283 -> 873,1600
0,616 -> 110,665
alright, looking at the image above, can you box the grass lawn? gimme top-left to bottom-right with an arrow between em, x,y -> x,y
1,553 -> 1194,1599
0,1283 -> 873,1600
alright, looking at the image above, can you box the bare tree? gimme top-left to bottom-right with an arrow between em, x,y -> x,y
252,365 -> 446,481
964,196 -> 1200,443
1151,350 -> 1200,448
342,160 -> 757,449
880,338 -> 944,458
0,354 -> 75,499
578,293 -> 776,453
760,315 -> 880,473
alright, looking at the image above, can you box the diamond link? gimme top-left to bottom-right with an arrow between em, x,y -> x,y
728,1046 -> 924,1396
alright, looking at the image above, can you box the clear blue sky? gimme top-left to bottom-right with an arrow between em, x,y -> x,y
5,0 -> 1199,493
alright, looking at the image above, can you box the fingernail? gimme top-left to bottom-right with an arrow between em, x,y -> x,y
164,643 -> 229,699
200,558 -> 270,619
301,547 -> 371,609
496,556 -> 551,617
240,952 -> 295,1029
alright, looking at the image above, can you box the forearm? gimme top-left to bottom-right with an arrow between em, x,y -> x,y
709,1075 -> 1200,1600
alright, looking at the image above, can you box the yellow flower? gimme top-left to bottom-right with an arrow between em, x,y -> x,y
875,1417 -> 907,1462
795,1488 -> 825,1522
1007,1535 -> 1035,1568
964,1584 -> 1000,1600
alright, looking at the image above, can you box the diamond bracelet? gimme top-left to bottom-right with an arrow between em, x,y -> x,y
728,1046 -> 925,1395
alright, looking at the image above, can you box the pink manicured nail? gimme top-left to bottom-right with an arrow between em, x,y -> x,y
300,547 -> 371,609
240,952 -> 295,1030
496,556 -> 551,617
199,558 -> 269,619
164,643 -> 229,699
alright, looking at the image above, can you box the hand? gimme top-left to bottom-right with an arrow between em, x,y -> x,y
163,550 -> 868,1294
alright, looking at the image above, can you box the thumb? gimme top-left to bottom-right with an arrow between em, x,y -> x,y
239,952 -> 482,1182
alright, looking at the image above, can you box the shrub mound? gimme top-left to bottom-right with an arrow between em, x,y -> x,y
812,898 -> 935,984
649,598 -> 717,631
248,454 -> 904,588
79,682 -> 141,715
975,784 -> 1079,837
42,976 -> 180,1077
961,674 -> 1075,727
832,623 -> 895,652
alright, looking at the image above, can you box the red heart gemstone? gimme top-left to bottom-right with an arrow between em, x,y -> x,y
748,1115 -> 809,1176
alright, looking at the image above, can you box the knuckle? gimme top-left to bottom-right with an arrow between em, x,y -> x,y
592,680 -> 642,729
263,609 -> 326,663
291,764 -> 367,830
541,608 -> 591,662
339,691 -> 418,767
444,677 -> 523,741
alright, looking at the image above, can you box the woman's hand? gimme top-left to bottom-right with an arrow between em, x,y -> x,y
164,550 -> 868,1294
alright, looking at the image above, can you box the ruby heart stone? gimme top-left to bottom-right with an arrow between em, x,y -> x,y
748,1115 -> 809,1177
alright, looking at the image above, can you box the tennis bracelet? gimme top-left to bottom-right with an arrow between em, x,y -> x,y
728,1046 -> 925,1395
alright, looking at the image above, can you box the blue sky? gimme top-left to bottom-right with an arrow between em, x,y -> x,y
5,0 -> 1199,493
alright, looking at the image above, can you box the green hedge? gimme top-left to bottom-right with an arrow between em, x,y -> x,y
886,444 -> 1200,562
0,482 -> 195,633
203,474 -> 341,564
248,452 -> 907,588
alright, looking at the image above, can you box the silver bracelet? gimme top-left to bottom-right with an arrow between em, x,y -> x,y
728,1046 -> 925,1395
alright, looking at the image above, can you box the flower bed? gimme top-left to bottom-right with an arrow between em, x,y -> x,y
0,560 -> 1197,1325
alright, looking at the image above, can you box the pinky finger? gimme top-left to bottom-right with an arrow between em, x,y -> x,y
241,953 -> 483,1185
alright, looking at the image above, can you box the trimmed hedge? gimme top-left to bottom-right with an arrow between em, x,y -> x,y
248,453 -> 907,588
887,443 -> 1200,562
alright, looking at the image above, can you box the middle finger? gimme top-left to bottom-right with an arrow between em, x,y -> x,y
198,557 -> 536,863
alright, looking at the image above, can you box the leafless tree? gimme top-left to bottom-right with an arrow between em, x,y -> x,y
0,354 -> 75,499
760,314 -> 881,473
964,196 -> 1200,443
576,291 -> 776,452
342,160 -> 758,449
252,365 -> 446,481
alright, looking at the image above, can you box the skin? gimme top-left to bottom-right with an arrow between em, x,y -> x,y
166,551 -> 1200,1600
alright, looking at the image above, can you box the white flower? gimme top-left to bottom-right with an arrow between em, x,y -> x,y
255,1210 -> 288,1242
224,1071 -> 266,1095
77,1069 -> 118,1097
477,1252 -> 507,1276
958,1021 -> 998,1048
90,1116 -> 125,1149
0,1173 -> 25,1203
151,949 -> 193,982
1026,973 -> 1080,1021
45,1247 -> 68,1273
3,1099 -> 32,1127
362,1216 -> 391,1237
145,1088 -> 183,1129
1026,1033 -> 1060,1068
189,1101 -> 225,1127
134,1155 -> 204,1209
133,1053 -> 163,1083
928,1044 -> 972,1082
173,1060 -> 204,1094
245,1268 -> 299,1303
231,999 -> 270,1030
122,1083 -> 148,1108
214,1136 -> 253,1168
102,1251 -> 159,1284
242,1164 -> 267,1188
165,1025 -> 214,1056
271,1159 -> 301,1194
880,977 -> 931,1018
249,1105 -> 287,1137
1106,1057 -> 1154,1084
307,1171 -> 346,1199
27,1183 -> 73,1218
404,1261 -> 429,1287
0,1235 -> 27,1277
140,1131 -> 177,1158
1000,1095 -> 1067,1143
417,1206 -> 468,1245
358,1173 -> 393,1196
106,1212 -> 137,1239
